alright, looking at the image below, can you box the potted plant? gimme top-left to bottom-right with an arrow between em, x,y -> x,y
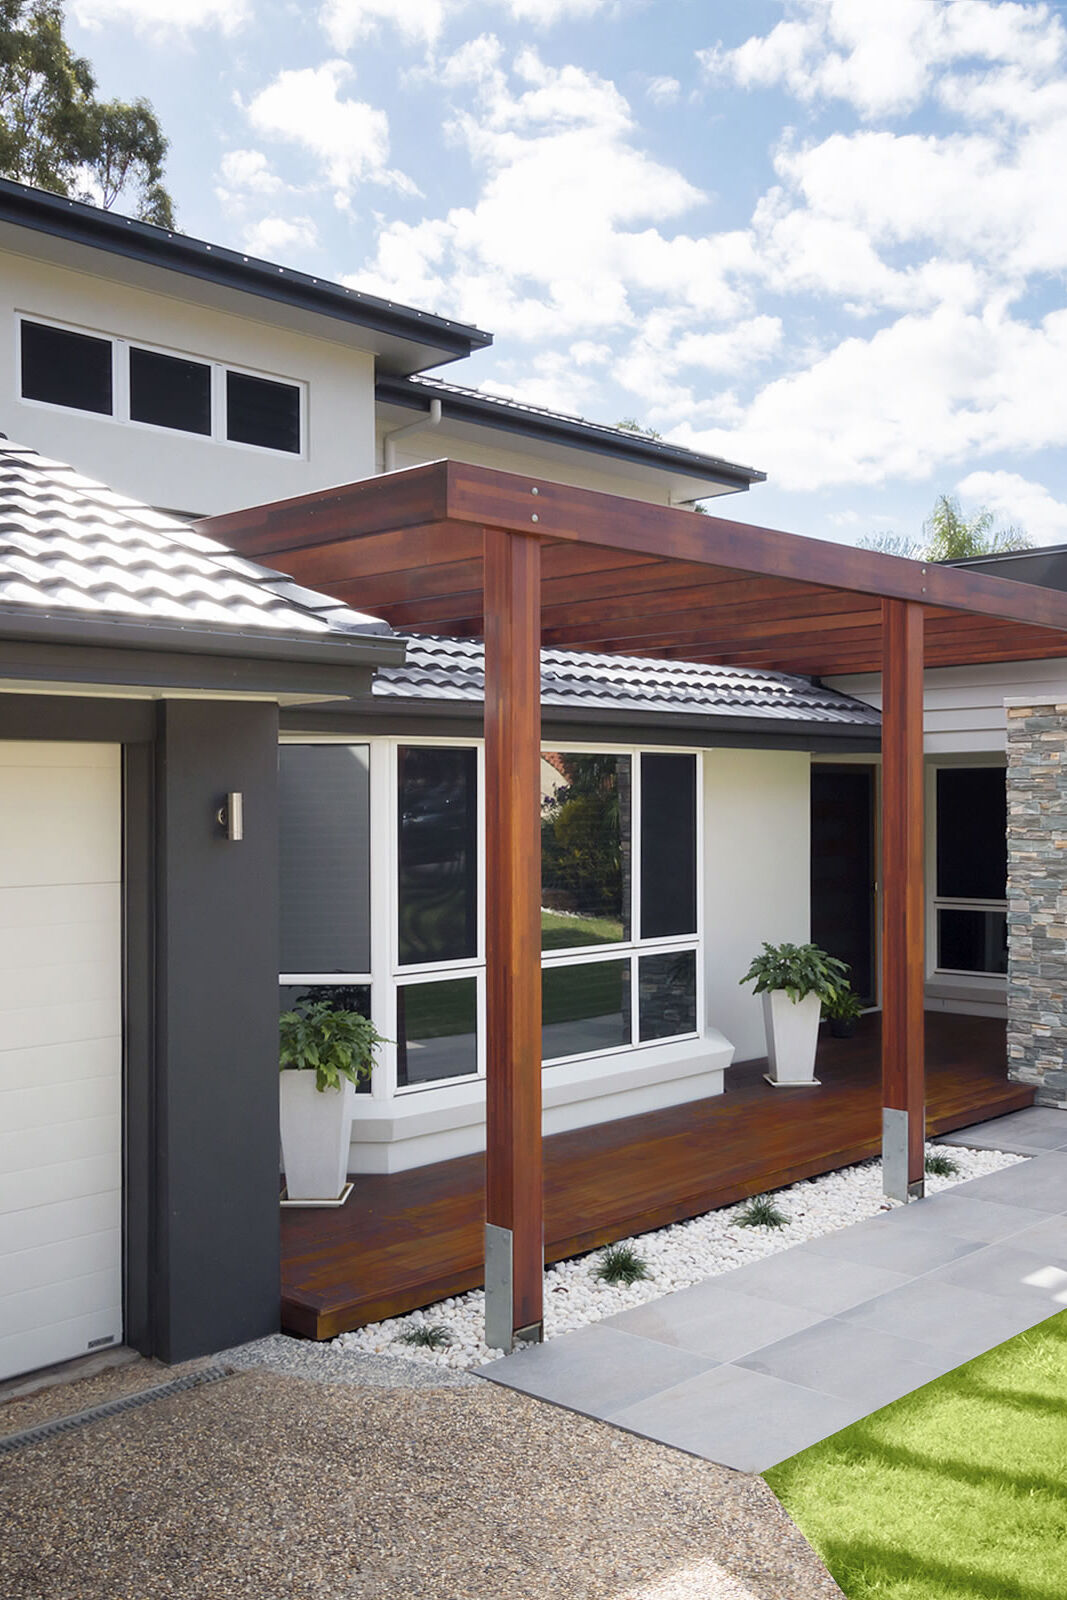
279,1001 -> 387,1204
824,985 -> 865,1039
740,942 -> 849,1086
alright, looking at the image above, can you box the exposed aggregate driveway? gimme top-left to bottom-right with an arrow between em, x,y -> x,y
0,1365 -> 842,1600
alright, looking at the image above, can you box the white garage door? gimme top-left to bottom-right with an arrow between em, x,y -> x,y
0,743 -> 123,1382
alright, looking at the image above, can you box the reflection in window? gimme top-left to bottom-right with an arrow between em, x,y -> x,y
640,754 -> 697,939
639,950 -> 697,1041
397,977 -> 478,1087
398,746 -> 478,965
541,753 -> 630,951
542,959 -> 631,1061
279,984 -> 373,1092
936,768 -> 1007,900
937,909 -> 1007,975
279,745 -> 371,974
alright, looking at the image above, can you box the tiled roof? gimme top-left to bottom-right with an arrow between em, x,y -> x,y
0,443 -> 391,637
373,635 -> 881,726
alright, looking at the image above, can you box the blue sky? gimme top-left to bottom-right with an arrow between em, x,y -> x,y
64,0 -> 1067,545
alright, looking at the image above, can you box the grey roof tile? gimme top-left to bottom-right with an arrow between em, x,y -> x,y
374,635 -> 881,727
0,443 -> 392,638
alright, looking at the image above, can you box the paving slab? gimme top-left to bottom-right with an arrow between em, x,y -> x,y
484,1115 -> 1067,1473
938,1106 -> 1067,1155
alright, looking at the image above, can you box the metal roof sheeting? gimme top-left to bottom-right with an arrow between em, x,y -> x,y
374,634 -> 881,726
0,444 -> 393,638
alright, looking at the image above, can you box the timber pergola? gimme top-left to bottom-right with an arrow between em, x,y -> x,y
204,460 -> 1067,1351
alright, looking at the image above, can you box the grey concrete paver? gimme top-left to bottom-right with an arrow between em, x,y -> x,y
486,1322 -> 718,1412
938,1106 -> 1067,1154
485,1114 -> 1067,1472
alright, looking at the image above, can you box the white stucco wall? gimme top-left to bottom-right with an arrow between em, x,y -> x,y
828,658 -> 1067,754
703,748 -> 812,1062
0,245 -> 378,516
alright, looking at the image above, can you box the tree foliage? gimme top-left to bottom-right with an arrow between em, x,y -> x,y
857,494 -> 1032,561
0,1 -> 174,225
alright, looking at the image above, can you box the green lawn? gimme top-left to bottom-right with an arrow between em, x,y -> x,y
764,1311 -> 1067,1600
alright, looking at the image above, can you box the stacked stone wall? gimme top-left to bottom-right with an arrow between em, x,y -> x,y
1007,702 -> 1067,1107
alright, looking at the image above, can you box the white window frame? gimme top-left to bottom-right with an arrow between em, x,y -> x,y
15,311 -> 306,459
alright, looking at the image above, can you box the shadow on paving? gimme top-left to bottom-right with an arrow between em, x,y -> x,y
0,1367 -> 843,1600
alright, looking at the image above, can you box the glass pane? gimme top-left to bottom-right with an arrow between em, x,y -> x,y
936,768 -> 1006,900
640,753 -> 697,939
130,346 -> 211,435
541,753 -> 630,950
280,983 -> 372,1092
398,746 -> 478,965
639,950 -> 697,1041
21,320 -> 112,414
542,959 -> 631,1062
937,908 -> 1007,975
226,369 -> 301,453
397,978 -> 477,1087
279,745 -> 370,973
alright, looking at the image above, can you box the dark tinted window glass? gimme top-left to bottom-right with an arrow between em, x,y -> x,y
397,978 -> 477,1086
936,768 -> 1006,900
279,745 -> 370,973
639,950 -> 697,1041
541,753 -> 630,951
937,908 -> 1007,974
21,320 -> 112,414
226,368 -> 301,453
280,983 -> 373,1091
542,959 -> 630,1062
130,345 -> 211,435
640,753 -> 697,938
398,746 -> 478,965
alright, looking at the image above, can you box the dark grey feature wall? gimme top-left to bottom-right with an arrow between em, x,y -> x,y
153,700 -> 281,1360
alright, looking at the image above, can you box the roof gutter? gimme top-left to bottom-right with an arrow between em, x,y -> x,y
0,606 -> 409,670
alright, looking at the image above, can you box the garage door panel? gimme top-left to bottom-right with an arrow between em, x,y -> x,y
0,743 -> 122,1381
0,1306 -> 123,1380
0,1001 -> 120,1053
0,1228 -> 121,1297
0,768 -> 120,889
0,1189 -> 120,1254
0,1152 -> 119,1216
0,1036 -> 119,1095
0,882 -> 119,931
0,1112 -> 120,1177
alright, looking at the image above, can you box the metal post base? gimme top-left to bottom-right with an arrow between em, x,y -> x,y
484,1222 -> 514,1353
882,1107 -> 925,1202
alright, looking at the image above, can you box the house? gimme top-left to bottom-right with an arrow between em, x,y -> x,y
2,177 -> 1066,1368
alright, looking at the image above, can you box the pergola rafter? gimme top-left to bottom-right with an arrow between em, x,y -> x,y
204,459 -> 1067,1350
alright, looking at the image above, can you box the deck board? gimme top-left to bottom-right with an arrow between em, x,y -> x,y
281,1013 -> 1033,1339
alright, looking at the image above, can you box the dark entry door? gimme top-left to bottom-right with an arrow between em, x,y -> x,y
811,765 -> 876,1003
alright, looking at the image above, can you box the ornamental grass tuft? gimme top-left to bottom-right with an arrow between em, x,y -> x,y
594,1242 -> 650,1286
924,1150 -> 961,1178
736,1195 -> 790,1229
395,1323 -> 453,1350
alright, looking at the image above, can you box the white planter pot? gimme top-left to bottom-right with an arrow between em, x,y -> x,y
279,1071 -> 354,1201
761,991 -> 822,1086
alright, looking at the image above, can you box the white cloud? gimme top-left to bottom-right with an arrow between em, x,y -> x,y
645,75 -> 681,106
506,0 -> 608,21
957,470 -> 1067,546
71,0 -> 248,32
242,215 -> 320,259
216,149 -> 285,199
245,62 -> 414,200
321,0 -> 449,49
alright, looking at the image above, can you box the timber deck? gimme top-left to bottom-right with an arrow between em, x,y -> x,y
281,1013 -> 1032,1340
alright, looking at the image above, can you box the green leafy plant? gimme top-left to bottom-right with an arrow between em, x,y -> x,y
279,1001 -> 387,1094
739,942 -> 849,1006
736,1195 -> 789,1229
925,1150 -> 961,1178
594,1242 -> 650,1286
395,1323 -> 453,1349
824,986 -> 865,1023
